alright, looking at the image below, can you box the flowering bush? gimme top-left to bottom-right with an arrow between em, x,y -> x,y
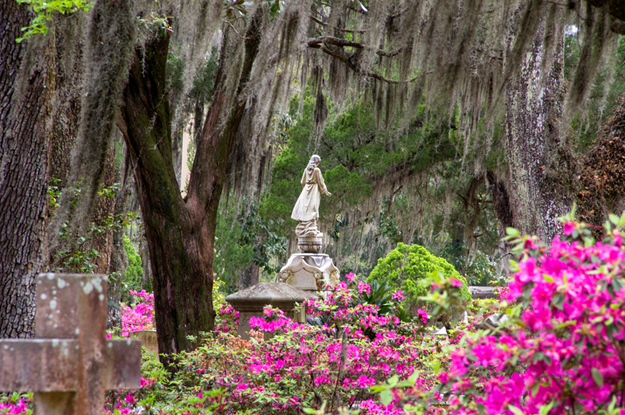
120,289 -> 155,337
160,278 -> 445,414
0,393 -> 30,415
378,217 -> 625,415
215,304 -> 239,334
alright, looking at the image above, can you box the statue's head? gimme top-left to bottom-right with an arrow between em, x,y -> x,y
307,155 -> 321,170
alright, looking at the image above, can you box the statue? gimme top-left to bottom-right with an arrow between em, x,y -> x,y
277,154 -> 339,290
291,155 -> 331,239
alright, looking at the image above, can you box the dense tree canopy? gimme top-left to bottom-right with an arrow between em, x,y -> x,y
1,0 -> 624,372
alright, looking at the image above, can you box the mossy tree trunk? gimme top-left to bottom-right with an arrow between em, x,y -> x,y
119,16 -> 261,367
504,15 -> 572,241
0,2 -> 51,338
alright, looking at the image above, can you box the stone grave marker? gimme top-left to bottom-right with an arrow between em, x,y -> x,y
225,282 -> 317,339
468,286 -> 498,299
0,273 -> 141,415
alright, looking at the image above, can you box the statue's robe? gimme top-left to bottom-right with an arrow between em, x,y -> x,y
291,167 -> 328,237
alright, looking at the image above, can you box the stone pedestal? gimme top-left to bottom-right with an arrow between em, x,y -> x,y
131,330 -> 158,355
225,282 -> 317,340
297,235 -> 323,253
276,253 -> 339,291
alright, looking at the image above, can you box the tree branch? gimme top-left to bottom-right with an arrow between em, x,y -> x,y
308,36 -> 364,49
308,36 -> 424,84
309,16 -> 371,33
316,42 -> 424,84
309,36 -> 402,57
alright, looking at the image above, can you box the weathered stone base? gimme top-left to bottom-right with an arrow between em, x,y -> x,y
276,253 -> 339,291
298,235 -> 323,253
131,330 -> 158,355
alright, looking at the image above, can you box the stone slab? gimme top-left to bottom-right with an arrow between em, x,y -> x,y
226,283 -> 317,340
468,286 -> 499,299
130,330 -> 158,355
0,338 -> 141,391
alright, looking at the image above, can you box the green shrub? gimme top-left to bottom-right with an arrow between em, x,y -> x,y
123,234 -> 144,291
367,242 -> 471,314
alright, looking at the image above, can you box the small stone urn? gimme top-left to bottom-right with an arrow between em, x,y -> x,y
225,282 -> 317,339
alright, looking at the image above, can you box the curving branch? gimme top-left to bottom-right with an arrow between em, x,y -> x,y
308,36 -> 364,49
309,38 -> 421,84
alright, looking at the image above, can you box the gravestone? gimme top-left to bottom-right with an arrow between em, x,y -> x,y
0,273 -> 141,415
131,330 -> 158,355
468,286 -> 498,299
225,282 -> 317,339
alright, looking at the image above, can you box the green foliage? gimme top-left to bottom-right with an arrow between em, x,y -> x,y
47,178 -> 61,209
212,275 -> 226,314
567,33 -> 625,149
440,240 -> 502,286
367,242 -> 471,314
16,0 -> 92,42
122,234 -> 144,291
214,208 -> 255,293
57,210 -> 129,274
214,202 -> 286,293
357,279 -> 412,322
463,250 -> 502,286
239,203 -> 287,274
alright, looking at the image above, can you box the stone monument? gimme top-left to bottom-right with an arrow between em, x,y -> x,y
225,282 -> 317,339
0,273 -> 141,415
277,155 -> 339,290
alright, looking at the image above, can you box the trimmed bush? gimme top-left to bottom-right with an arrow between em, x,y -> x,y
367,243 -> 471,314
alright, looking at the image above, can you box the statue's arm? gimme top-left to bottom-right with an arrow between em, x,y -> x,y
315,168 -> 331,196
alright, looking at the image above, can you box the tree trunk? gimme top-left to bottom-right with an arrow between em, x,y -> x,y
119,14 -> 262,367
0,2 -> 50,338
504,13 -> 572,241
47,11 -> 118,275
240,263 -> 260,290
577,94 -> 625,229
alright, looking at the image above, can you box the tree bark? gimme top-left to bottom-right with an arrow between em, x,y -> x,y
119,12 -> 262,367
46,11 -> 119,275
504,13 -> 572,241
0,2 -> 50,338
577,94 -> 625,229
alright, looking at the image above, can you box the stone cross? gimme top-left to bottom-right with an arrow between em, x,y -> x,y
0,274 -> 141,415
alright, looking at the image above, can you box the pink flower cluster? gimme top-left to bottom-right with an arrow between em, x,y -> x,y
120,289 -> 155,337
428,227 -> 625,415
215,304 -> 239,334
0,397 -> 29,415
187,279 -> 434,413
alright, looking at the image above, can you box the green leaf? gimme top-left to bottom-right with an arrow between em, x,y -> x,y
380,389 -> 393,406
508,405 -> 524,415
506,227 -> 520,237
538,401 -> 555,415
609,213 -> 620,225
592,367 -> 604,387
619,211 -> 625,227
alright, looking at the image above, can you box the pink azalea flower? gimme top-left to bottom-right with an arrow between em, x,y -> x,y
391,290 -> 405,301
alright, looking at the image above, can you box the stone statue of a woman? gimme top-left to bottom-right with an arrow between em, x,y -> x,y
291,155 -> 331,239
